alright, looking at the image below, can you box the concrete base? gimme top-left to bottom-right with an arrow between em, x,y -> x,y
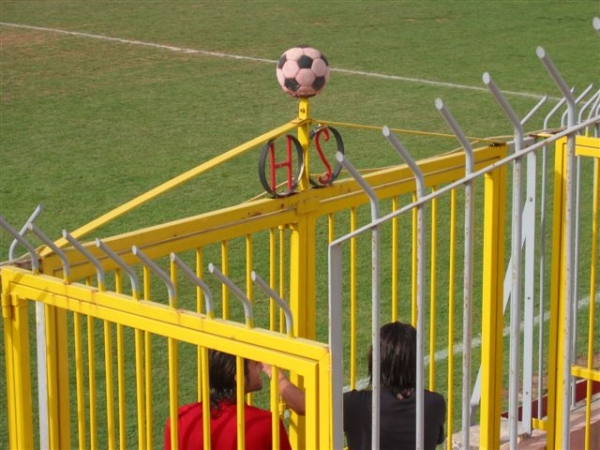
451,397 -> 600,449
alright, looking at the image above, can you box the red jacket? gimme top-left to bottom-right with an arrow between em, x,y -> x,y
164,401 -> 292,450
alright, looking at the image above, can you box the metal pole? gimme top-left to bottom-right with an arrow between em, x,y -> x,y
8,204 -> 43,261
484,72 -> 525,448
328,242 -> 344,450
335,150 -> 381,450
435,99 -> 476,446
382,127 -> 426,450
537,45 -> 577,445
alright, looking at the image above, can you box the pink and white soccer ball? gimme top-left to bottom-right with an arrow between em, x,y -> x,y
276,46 -> 330,98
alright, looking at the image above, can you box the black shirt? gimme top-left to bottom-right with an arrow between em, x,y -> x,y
343,388 -> 446,450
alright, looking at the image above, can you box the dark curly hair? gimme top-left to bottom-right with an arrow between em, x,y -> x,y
208,350 -> 249,417
368,321 -> 416,398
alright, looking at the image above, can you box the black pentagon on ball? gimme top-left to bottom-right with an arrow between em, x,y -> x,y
284,77 -> 301,92
313,76 -> 326,91
297,55 -> 314,69
277,54 -> 287,69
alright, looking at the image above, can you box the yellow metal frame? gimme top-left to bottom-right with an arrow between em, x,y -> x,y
477,163 -> 507,450
2,266 -> 333,449
4,99 -> 597,449
547,135 -> 600,449
0,99 -> 509,448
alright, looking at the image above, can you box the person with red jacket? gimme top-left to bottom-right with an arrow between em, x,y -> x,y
164,350 -> 292,450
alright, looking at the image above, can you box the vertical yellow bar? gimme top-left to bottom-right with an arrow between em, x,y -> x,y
328,213 -> 335,242
2,290 -> 34,450
135,328 -> 146,449
236,356 -> 246,450
411,194 -> 418,325
246,234 -> 253,305
479,165 -> 506,449
168,339 -> 179,450
446,189 -> 457,448
270,366 -> 281,448
279,226 -> 286,334
115,269 -> 127,450
104,320 -> 115,450
221,240 -> 229,319
169,260 -> 180,450
73,311 -> 87,450
350,207 -> 357,389
547,139 -> 568,449
142,266 -> 152,449
116,323 -> 126,450
429,192 -> 438,389
45,305 -> 59,449
58,309 -> 71,449
584,154 -> 598,450
196,247 -> 205,403
297,97 -> 311,191
88,315 -> 98,449
318,353 -> 332,450
196,247 -> 204,315
286,98 -> 313,449
269,229 -> 277,331
288,215 -> 311,449
201,347 -> 211,449
391,197 -> 399,322
303,364 -> 318,450
45,305 -> 71,449
145,331 -> 153,449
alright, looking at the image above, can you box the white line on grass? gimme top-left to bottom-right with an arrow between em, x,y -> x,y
1,22 -> 555,100
344,293 -> 599,392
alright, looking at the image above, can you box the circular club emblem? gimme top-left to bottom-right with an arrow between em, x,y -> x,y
258,126 -> 344,197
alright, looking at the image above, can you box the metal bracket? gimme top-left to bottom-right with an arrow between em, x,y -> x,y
251,270 -> 293,336
170,253 -> 214,318
208,263 -> 253,327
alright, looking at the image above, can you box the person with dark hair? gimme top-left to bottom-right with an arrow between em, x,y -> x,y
164,350 -> 292,450
343,321 -> 446,450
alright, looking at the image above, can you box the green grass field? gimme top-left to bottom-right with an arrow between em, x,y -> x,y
1,2 -> 599,448
2,1 -> 598,250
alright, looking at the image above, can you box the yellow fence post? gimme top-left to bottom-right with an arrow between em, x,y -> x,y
287,97 -> 315,449
546,137 -> 570,449
45,305 -> 71,449
479,163 -> 507,449
1,279 -> 34,450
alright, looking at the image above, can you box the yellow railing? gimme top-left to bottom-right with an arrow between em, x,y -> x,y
1,103 -> 599,448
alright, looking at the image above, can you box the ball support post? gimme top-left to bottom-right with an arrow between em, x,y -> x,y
297,97 -> 311,191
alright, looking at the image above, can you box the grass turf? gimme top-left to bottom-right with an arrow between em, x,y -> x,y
1,1 -> 599,447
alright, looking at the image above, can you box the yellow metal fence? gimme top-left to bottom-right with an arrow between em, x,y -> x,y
1,113 -> 599,449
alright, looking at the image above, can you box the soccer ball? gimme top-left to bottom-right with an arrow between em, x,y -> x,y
276,46 -> 330,98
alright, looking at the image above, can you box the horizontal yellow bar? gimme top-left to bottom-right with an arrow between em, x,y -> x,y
2,268 -> 328,362
571,365 -> 600,382
40,120 -> 303,258
40,144 -> 505,279
575,135 -> 600,158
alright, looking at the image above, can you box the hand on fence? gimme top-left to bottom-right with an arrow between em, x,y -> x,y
262,363 -> 306,416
